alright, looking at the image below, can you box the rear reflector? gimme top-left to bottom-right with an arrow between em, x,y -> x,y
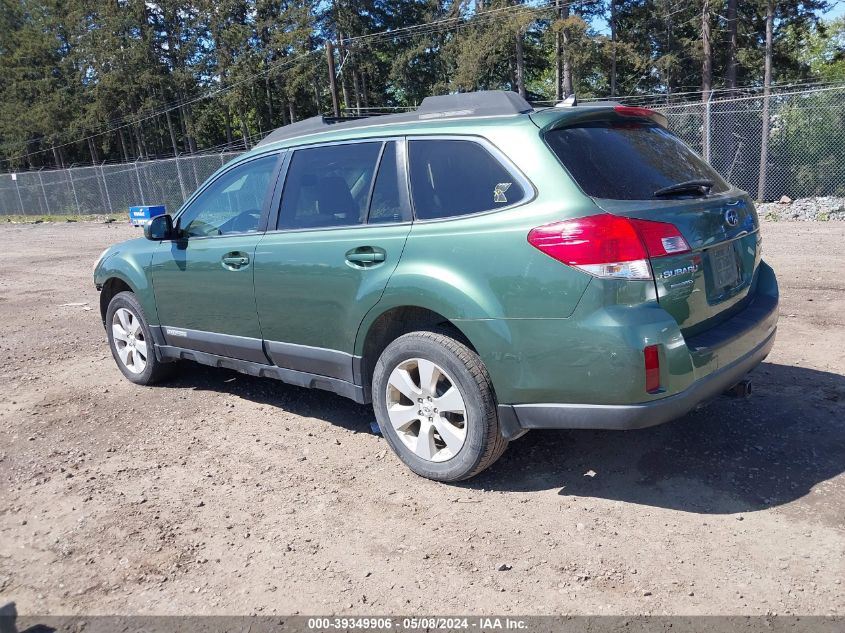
527,214 -> 690,280
644,345 -> 661,393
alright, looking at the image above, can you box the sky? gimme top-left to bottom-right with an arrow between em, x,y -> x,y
589,1 -> 845,36
824,2 -> 845,19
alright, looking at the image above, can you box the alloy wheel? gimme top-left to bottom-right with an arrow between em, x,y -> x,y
385,357 -> 468,462
111,307 -> 147,374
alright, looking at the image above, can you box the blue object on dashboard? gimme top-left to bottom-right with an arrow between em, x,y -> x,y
128,205 -> 166,226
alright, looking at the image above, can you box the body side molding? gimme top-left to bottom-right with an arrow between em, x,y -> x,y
156,345 -> 368,403
160,326 -> 270,364
264,340 -> 361,384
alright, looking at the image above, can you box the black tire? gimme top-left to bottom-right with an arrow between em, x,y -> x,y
105,291 -> 175,385
372,330 -> 508,482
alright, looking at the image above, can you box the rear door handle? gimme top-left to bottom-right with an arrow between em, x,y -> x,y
346,252 -> 385,263
222,253 -> 250,269
346,247 -> 386,265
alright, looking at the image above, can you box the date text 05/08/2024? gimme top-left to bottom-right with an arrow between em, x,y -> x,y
306,617 -> 528,631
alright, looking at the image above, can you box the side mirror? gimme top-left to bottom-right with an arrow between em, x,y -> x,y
144,214 -> 174,240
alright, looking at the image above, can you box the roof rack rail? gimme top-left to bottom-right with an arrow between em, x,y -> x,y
258,114 -> 366,143
257,90 -> 534,146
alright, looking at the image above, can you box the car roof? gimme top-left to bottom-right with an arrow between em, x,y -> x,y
255,90 -> 536,150
248,91 -> 645,156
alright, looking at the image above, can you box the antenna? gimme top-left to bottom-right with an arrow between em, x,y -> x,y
555,93 -> 578,108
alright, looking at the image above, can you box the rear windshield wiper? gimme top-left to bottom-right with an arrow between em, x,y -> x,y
653,179 -> 714,198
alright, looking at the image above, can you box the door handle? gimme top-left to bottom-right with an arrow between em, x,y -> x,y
222,253 -> 250,269
346,248 -> 386,265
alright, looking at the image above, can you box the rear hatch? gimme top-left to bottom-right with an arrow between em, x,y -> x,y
537,107 -> 761,336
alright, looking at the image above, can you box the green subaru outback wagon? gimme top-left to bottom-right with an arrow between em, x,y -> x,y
94,90 -> 778,481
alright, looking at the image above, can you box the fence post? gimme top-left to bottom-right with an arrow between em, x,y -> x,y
135,160 -> 146,204
38,169 -> 49,216
175,154 -> 188,201
189,154 -> 200,189
703,92 -> 712,163
220,152 -> 225,167
101,161 -> 113,214
13,174 -> 25,215
68,166 -> 82,215
758,91 -> 770,201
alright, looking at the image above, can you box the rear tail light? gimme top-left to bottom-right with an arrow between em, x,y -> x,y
644,344 -> 661,393
527,214 -> 690,280
628,218 -> 691,257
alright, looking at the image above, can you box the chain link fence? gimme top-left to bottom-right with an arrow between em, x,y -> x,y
0,152 -> 242,217
657,84 -> 845,201
3,84 -> 845,216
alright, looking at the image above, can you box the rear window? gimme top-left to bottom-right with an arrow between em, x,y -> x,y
545,123 -> 729,200
409,139 -> 525,220
278,142 -> 381,229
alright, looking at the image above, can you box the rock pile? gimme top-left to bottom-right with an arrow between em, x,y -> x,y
756,196 -> 845,221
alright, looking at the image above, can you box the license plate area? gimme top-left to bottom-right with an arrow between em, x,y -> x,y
709,243 -> 740,290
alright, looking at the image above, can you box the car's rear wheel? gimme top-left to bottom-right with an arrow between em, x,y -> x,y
372,330 -> 507,482
106,291 -> 175,385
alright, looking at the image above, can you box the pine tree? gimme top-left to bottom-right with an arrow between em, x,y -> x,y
0,0 -> 838,169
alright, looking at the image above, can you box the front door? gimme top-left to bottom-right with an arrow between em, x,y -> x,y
253,139 -> 412,381
151,152 -> 281,362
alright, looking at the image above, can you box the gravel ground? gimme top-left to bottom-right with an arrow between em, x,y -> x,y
0,220 -> 843,616
757,197 -> 845,222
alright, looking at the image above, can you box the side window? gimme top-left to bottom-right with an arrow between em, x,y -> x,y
178,154 -> 277,238
408,139 -> 525,220
278,142 -> 382,230
368,142 -> 404,224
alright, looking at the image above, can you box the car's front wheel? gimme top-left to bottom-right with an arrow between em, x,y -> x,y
106,291 -> 174,385
372,330 -> 508,482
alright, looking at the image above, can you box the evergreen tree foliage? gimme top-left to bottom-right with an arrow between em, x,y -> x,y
0,0 -> 838,169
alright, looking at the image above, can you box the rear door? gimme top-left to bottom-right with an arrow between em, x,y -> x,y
543,117 -> 760,335
252,139 -> 412,381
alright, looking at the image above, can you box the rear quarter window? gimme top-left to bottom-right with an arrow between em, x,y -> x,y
408,139 -> 525,220
545,122 -> 730,200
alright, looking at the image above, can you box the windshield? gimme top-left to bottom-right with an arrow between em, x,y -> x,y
545,122 -> 729,200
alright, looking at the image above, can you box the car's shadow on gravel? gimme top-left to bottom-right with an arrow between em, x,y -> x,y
470,362 -> 845,517
159,361 -> 844,517
159,362 -> 375,434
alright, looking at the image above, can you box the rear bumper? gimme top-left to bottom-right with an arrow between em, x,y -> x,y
488,261 -> 779,439
498,325 -> 775,435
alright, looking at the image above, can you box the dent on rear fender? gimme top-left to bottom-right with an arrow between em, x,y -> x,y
351,279 -> 496,359
382,263 -> 503,319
